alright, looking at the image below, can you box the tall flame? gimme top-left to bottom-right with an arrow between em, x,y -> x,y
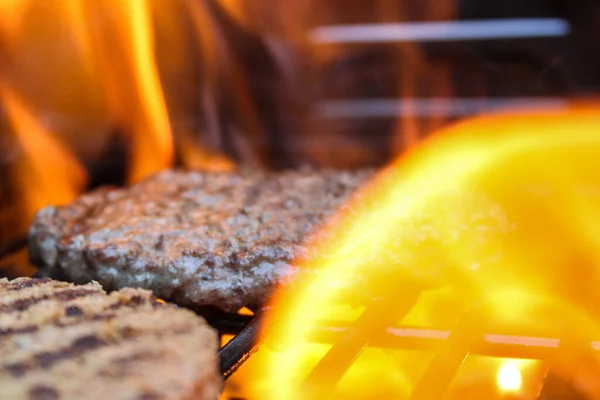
256,105 -> 600,399
0,0 -> 240,247
1,84 -> 87,228
79,0 -> 173,182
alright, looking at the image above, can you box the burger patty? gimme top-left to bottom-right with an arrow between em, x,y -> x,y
0,277 -> 221,400
29,169 -> 374,312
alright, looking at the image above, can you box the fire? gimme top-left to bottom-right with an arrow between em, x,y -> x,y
0,84 -> 87,246
3,1 -> 600,397
0,0 -> 175,179
256,105 -> 600,399
1,84 -> 86,203
0,0 -> 238,246
79,0 -> 174,182
497,360 -> 522,392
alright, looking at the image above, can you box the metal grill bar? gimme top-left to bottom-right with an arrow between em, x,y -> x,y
309,19 -> 570,44
305,323 -> 600,359
302,288 -> 422,399
219,318 -> 261,380
410,307 -> 482,399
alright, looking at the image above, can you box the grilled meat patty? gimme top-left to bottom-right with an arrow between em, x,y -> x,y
0,277 -> 221,400
29,169 -> 374,312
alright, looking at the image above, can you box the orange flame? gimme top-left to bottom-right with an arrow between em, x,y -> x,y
78,0 -> 174,182
0,0 -> 241,247
1,84 -> 87,232
254,105 -> 600,399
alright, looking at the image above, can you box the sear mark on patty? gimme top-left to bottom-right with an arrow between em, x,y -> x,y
0,289 -> 101,313
4,334 -> 108,376
28,385 -> 60,400
7,278 -> 53,291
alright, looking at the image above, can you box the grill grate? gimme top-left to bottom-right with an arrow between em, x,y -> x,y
208,311 -> 598,399
202,300 -> 598,399
296,307 -> 598,399
1,236 -> 597,398
218,318 -> 261,379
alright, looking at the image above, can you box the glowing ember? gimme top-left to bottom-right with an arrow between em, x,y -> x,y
255,105 -> 600,399
497,361 -> 522,392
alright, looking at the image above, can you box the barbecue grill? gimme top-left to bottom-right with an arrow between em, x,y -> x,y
0,236 -> 595,399
3,0 -> 600,399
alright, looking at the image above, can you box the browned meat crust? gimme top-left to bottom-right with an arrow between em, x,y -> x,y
0,277 -> 221,400
28,169 -> 374,312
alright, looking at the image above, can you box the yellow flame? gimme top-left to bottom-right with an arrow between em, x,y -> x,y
124,0 -> 173,180
79,0 -> 174,182
256,104 -> 600,399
